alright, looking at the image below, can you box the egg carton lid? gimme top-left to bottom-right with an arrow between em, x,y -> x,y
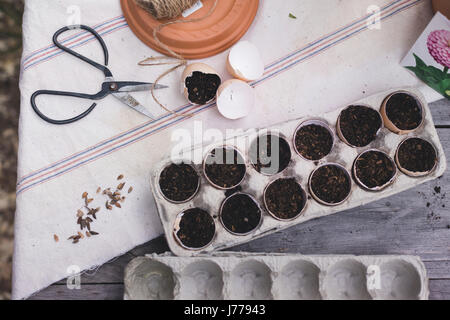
124,252 -> 429,300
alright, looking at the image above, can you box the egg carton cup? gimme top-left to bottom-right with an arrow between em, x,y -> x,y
149,87 -> 446,256
124,252 -> 429,300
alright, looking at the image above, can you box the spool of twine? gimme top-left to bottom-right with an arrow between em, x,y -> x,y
135,0 -> 199,20
137,0 -> 218,118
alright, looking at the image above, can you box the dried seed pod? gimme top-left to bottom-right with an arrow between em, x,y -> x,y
117,174 -> 124,180
77,216 -> 82,225
53,234 -> 59,242
115,202 -> 122,208
128,187 -> 133,194
117,182 -> 125,190
77,232 -> 84,239
77,210 -> 84,218
106,201 -> 113,210
86,198 -> 94,204
86,231 -> 91,238
73,239 -> 79,244
68,235 -> 76,240
82,192 -> 88,199
97,187 -> 101,194
90,231 -> 99,236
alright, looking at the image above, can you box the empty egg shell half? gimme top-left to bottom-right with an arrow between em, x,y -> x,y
216,79 -> 255,119
227,40 -> 265,81
124,253 -> 429,300
182,63 -> 222,105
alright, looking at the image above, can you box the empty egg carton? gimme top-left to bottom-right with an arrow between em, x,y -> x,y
124,252 -> 429,300
149,87 -> 447,256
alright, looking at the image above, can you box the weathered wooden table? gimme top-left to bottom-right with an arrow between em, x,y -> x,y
30,99 -> 450,300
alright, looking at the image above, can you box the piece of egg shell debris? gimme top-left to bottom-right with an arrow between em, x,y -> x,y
217,79 -> 255,120
182,63 -> 222,105
227,40 -> 264,81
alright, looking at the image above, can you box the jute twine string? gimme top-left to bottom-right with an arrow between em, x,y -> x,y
135,0 -> 199,20
137,0 -> 219,118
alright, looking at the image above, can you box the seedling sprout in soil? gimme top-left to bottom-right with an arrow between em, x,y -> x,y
175,208 -> 215,250
397,138 -> 437,175
385,92 -> 423,131
204,147 -> 246,189
354,150 -> 396,190
338,105 -> 382,147
159,163 -> 200,202
249,134 -> 291,175
220,193 -> 262,235
310,164 -> 351,205
295,123 -> 334,161
264,178 -> 306,220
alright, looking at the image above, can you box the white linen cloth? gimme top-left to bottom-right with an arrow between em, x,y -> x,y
13,0 -> 439,299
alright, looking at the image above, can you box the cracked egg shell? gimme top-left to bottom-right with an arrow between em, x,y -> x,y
182,63 -> 222,105
227,41 -> 264,81
216,79 -> 255,120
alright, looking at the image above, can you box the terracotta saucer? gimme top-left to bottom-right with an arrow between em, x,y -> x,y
121,0 -> 260,59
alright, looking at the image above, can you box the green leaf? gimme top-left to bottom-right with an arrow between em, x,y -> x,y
412,53 -> 427,68
289,13 -> 297,19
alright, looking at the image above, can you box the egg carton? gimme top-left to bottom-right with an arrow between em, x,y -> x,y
124,252 -> 429,300
149,87 -> 447,256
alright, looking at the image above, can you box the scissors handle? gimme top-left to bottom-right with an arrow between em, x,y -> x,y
31,90 -> 100,125
53,25 -> 113,78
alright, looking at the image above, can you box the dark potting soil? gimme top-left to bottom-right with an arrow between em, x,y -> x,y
295,124 -> 333,160
310,165 -> 351,204
397,138 -> 437,173
204,147 -> 246,189
385,93 -> 422,130
339,105 -> 382,147
185,71 -> 221,105
176,208 -> 215,249
159,163 -> 199,202
221,193 -> 261,234
264,178 -> 305,220
250,134 -> 291,175
354,151 -> 396,189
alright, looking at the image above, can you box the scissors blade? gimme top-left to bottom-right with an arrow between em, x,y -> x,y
115,82 -> 168,92
112,92 -> 156,120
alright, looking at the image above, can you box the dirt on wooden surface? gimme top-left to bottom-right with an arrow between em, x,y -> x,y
0,0 -> 23,300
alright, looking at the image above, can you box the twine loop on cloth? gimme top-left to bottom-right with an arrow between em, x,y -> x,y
137,0 -> 219,118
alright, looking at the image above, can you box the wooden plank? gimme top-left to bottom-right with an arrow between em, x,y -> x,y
28,284 -> 124,300
429,280 -> 450,300
430,99 -> 450,127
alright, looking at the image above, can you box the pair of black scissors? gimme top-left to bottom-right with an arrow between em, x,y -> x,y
31,25 -> 167,125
